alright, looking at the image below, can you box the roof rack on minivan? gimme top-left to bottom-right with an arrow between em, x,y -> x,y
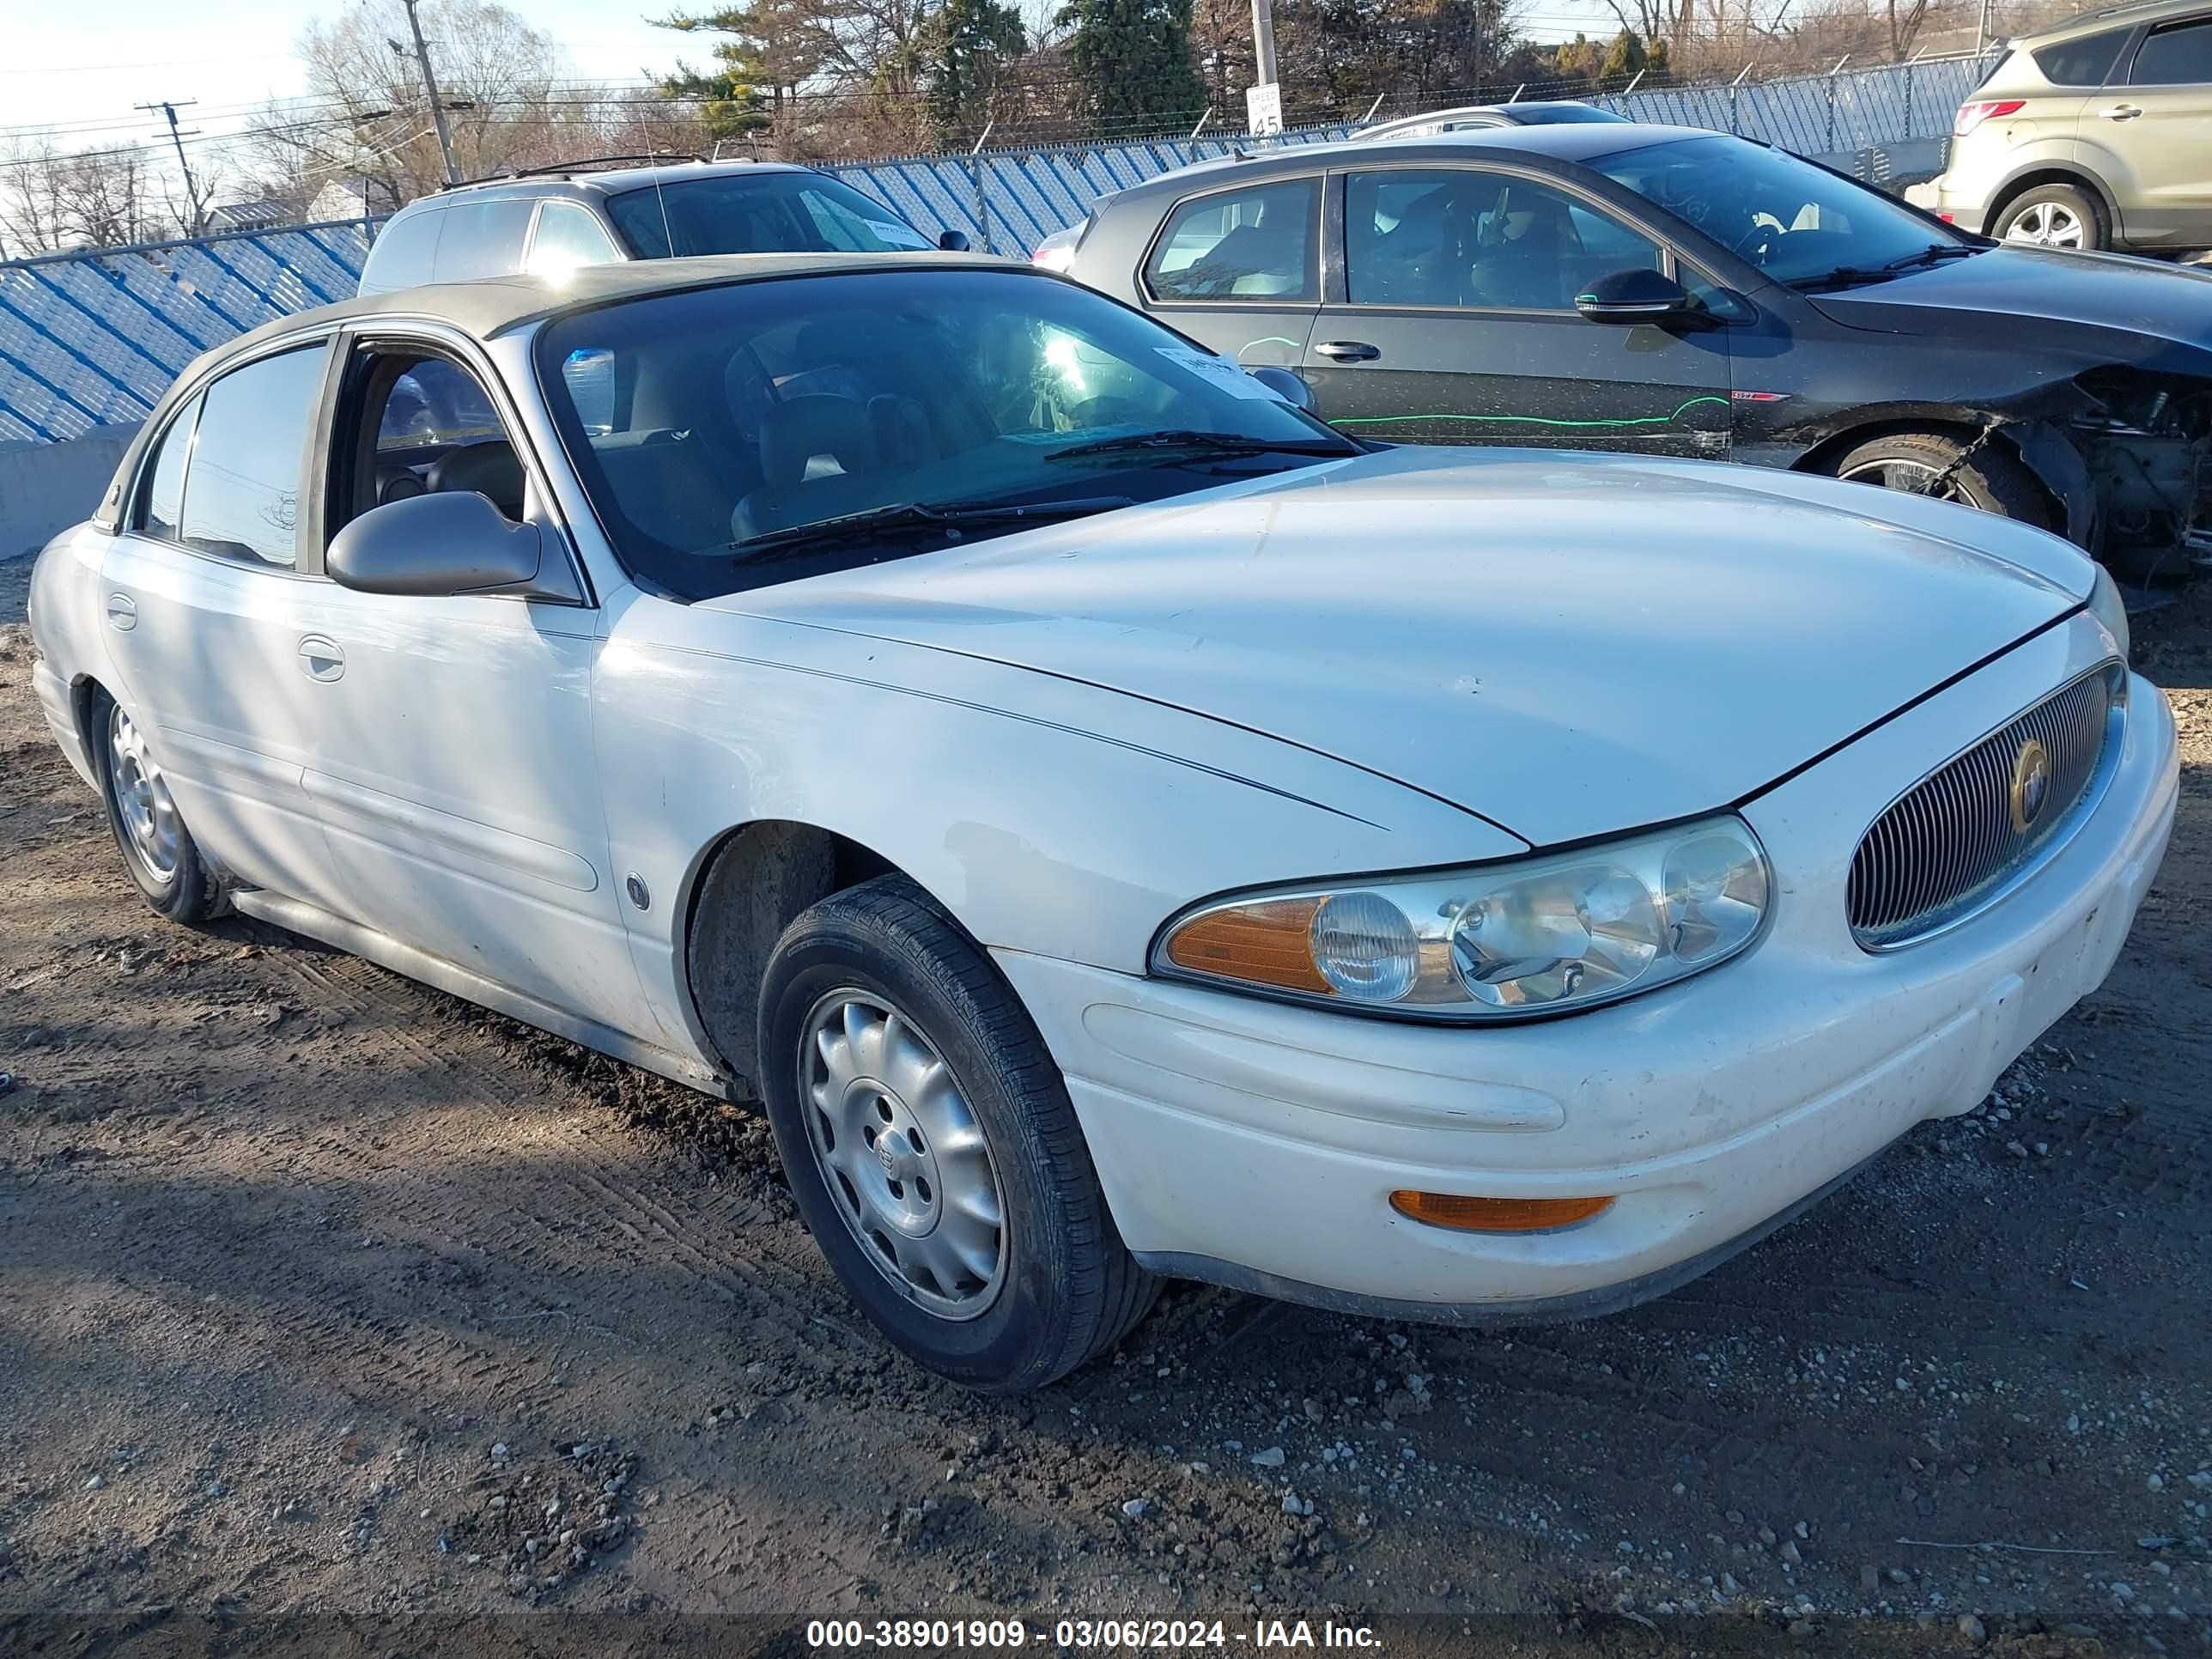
443,154 -> 714,190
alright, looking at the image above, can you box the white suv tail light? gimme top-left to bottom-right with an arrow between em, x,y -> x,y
1954,99 -> 2025,137
1032,222 -> 1085,273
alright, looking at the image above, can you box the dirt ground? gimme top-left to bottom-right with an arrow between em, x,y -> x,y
2,547 -> 2209,1659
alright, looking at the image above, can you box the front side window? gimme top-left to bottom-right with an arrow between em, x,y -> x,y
2130,19 -> 2212,83
537,269 -> 1354,601
2034,27 -> 2134,86
1589,134 -> 1976,288
1144,179 -> 1320,301
349,350 -> 526,527
177,345 -> 326,568
526,200 -> 623,277
604,173 -> 933,258
1346,169 -> 1662,310
136,392 -> 203,541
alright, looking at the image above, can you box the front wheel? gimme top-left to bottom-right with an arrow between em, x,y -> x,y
757,875 -> 1158,1393
1994,184 -> 2106,252
1830,430 -> 2056,530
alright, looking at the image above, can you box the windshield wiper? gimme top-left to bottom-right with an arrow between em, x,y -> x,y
1790,243 -> 1980,292
729,495 -> 1133,562
1881,242 -> 1980,273
1045,428 -> 1353,462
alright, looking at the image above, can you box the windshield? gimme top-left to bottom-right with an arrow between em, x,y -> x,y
605,173 -> 936,258
536,268 -> 1354,599
1585,134 -> 1974,286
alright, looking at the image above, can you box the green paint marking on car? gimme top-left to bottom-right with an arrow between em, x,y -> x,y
1329,395 -> 1731,432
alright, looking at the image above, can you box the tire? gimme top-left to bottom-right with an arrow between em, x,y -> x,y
757,875 -> 1158,1393
1993,183 -> 2106,252
1829,430 -> 2057,530
90,687 -> 223,923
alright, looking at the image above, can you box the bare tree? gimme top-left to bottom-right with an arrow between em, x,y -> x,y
0,138 -> 171,253
248,0 -> 580,211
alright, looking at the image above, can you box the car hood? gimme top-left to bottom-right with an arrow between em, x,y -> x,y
1808,246 -> 2212,368
702,447 -> 2091,846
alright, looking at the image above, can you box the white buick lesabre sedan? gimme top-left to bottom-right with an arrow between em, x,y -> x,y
28,255 -> 2176,1392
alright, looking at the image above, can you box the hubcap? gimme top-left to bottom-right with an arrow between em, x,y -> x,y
2005,201 -> 2085,248
1838,455 -> 1966,502
106,704 -> 181,884
799,990 -> 1006,1321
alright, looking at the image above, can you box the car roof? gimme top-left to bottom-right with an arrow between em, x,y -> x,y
1362,100 -> 1607,131
2015,0 -> 2205,42
1109,122 -> 1711,200
219,252 -> 1021,353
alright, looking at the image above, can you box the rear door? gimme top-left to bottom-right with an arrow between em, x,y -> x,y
1130,174 -> 1325,374
2108,15 -> 2212,245
1301,163 -> 1731,457
96,337 -> 358,914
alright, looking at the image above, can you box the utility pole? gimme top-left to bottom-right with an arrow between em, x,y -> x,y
1249,0 -> 1279,87
398,0 -> 461,186
137,100 -> 205,234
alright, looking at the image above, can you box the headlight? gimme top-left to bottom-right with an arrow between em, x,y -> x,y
1152,816 -> 1771,1021
2087,563 -> 2130,662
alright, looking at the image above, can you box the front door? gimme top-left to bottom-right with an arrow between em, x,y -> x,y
1302,166 -> 1732,459
97,337 -> 357,915
293,339 -> 653,1034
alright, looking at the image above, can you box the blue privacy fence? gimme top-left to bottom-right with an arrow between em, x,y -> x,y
0,53 -> 1990,445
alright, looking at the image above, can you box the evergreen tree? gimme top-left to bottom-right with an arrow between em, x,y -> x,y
1055,0 -> 1208,131
655,0 -> 835,136
916,0 -> 1026,140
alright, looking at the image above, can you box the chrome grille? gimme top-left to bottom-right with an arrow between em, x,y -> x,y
1847,663 -> 2124,950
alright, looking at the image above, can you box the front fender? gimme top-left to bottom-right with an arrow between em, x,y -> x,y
592,588 -> 1523,1040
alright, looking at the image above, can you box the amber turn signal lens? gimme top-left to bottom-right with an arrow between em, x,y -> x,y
1389,1192 -> 1613,1233
1160,896 -> 1332,994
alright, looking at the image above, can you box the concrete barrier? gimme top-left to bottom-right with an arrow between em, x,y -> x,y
0,424 -> 138,562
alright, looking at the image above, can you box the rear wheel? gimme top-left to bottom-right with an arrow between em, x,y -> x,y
1994,184 -> 2106,252
757,875 -> 1158,1393
92,689 -> 222,922
1830,430 -> 2056,530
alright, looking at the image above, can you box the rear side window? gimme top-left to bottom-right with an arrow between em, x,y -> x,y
179,346 -> 327,568
2130,18 -> 2212,83
136,392 -> 203,540
526,200 -> 622,276
362,207 -> 445,292
431,198 -> 536,282
2033,27 -> 2133,86
1144,179 -> 1320,301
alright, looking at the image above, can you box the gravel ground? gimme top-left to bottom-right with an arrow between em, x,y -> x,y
1,548 -> 2209,1658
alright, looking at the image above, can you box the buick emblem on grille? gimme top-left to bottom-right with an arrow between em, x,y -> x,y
2010,738 -> 2052,834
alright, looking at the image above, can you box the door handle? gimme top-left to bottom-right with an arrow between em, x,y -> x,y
104,592 -> 137,632
297,635 -> 345,682
2100,104 -> 2143,120
1313,340 -> 1381,362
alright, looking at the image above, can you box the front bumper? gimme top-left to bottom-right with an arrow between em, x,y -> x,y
995,619 -> 2177,1322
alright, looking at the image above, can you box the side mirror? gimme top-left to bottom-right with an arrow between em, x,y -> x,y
328,489 -> 546,598
1575,267 -> 1696,325
936,229 -> 971,252
1246,366 -> 1316,411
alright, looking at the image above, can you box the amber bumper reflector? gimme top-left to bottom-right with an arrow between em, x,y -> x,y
1389,1192 -> 1613,1232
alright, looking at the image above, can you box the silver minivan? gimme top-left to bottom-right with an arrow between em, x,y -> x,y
356,157 -> 968,295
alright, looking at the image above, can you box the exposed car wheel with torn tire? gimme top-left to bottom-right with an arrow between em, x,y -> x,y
92,688 -> 223,924
1995,185 -> 2105,252
1831,430 -> 2056,528
756,875 -> 1158,1394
